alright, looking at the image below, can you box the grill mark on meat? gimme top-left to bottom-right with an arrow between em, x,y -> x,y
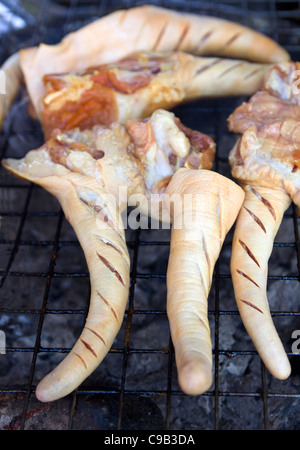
243,66 -> 264,80
244,206 -> 266,233
74,353 -> 87,369
97,252 -> 126,286
196,58 -> 222,75
238,239 -> 260,267
152,21 -> 168,50
217,61 -> 243,78
195,30 -> 213,51
219,32 -> 241,52
174,22 -> 190,50
85,327 -> 106,345
80,339 -> 97,357
97,290 -> 118,321
240,299 -> 264,314
236,269 -> 260,288
249,186 -> 276,220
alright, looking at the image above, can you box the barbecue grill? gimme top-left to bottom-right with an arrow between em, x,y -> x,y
0,0 -> 300,431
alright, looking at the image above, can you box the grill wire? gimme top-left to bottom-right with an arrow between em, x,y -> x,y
0,0 -> 300,431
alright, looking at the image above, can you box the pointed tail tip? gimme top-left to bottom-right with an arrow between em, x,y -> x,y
261,345 -> 292,381
35,383 -> 53,403
35,375 -> 70,403
270,358 -> 292,381
178,359 -> 213,396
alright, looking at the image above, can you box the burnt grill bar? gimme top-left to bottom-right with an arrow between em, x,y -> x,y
0,0 -> 300,431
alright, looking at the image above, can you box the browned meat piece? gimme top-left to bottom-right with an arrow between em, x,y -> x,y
39,51 -> 271,139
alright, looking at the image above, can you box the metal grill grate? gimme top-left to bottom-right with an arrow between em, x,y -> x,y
0,0 -> 300,431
